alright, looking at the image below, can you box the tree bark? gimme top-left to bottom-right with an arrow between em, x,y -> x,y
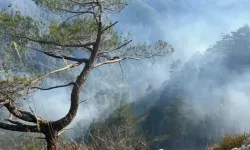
45,130 -> 59,150
51,13 -> 103,131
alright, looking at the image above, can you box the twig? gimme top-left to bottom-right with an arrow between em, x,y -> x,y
119,61 -> 124,79
94,58 -> 124,68
79,99 -> 88,104
4,32 -> 95,48
98,40 -> 132,55
101,21 -> 118,33
31,62 -> 82,84
58,127 -> 75,136
31,82 -> 75,91
30,47 -> 89,63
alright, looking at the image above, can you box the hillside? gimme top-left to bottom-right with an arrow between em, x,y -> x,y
136,25 -> 250,150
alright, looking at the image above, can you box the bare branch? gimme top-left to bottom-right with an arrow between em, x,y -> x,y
94,58 -> 124,68
79,99 -> 88,104
79,40 -> 93,51
0,100 -> 9,105
101,21 -> 118,33
119,61 -> 124,78
31,48 -> 89,63
69,0 -> 97,6
98,40 -> 132,55
5,33 -> 95,48
6,119 -> 25,126
58,127 -> 75,136
62,14 -> 82,24
31,62 -> 82,84
58,8 -> 94,14
35,137 -> 46,140
1,98 -> 40,125
4,102 -> 41,123
9,113 -> 13,120
0,121 -> 40,132
31,82 -> 75,91
19,110 -> 39,122
61,6 -> 93,24
94,52 -> 164,68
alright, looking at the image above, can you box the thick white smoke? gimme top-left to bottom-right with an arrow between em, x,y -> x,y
2,0 -> 250,143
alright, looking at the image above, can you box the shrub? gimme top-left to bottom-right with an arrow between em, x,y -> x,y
208,133 -> 250,150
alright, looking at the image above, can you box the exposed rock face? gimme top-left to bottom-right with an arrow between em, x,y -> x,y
231,137 -> 250,150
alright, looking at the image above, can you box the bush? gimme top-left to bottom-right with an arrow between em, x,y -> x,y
208,133 -> 250,150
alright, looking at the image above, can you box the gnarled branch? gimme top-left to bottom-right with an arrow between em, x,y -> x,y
0,100 -> 9,105
6,119 -> 25,126
4,102 -> 43,123
51,4 -> 104,130
0,121 -> 40,132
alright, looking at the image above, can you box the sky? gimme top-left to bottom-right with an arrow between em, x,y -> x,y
100,0 -> 250,91
113,0 -> 250,60
1,0 -> 250,74
2,0 -> 250,137
2,0 -> 250,60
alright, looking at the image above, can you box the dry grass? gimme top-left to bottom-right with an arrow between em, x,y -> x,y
207,133 -> 250,150
60,143 -> 88,150
0,126 -> 147,150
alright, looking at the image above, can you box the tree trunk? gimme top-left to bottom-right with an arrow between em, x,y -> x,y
45,131 -> 59,150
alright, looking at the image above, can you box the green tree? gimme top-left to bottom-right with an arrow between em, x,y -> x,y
140,96 -> 190,149
0,1 -> 173,150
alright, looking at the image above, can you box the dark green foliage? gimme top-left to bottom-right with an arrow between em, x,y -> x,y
140,96 -> 190,149
207,24 -> 250,71
139,96 -> 227,150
